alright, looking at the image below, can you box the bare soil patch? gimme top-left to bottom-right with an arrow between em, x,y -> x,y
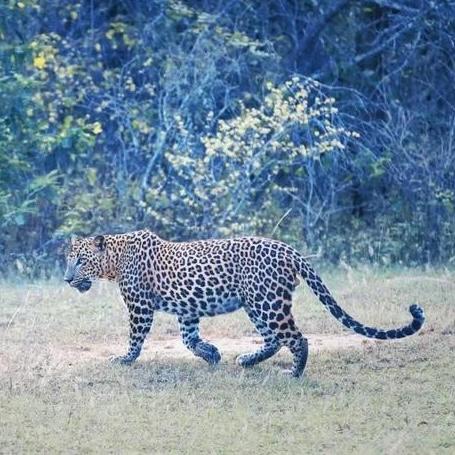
0,333 -> 375,376
46,333 -> 372,367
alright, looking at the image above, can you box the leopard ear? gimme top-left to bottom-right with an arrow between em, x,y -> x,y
70,235 -> 79,245
93,235 -> 106,252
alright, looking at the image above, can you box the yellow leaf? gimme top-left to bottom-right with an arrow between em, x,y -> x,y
33,55 -> 46,70
17,2 -> 25,9
92,122 -> 103,135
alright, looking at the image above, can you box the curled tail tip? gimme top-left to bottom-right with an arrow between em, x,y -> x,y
409,304 -> 425,321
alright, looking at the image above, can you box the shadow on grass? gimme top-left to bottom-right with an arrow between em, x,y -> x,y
68,355 -> 329,400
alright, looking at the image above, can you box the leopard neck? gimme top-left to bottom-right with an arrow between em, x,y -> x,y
101,230 -> 162,280
100,234 -> 128,280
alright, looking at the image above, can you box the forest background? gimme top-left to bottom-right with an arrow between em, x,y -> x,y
1,0 -> 454,276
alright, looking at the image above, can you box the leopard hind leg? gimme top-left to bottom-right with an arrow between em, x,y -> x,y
273,310 -> 308,378
236,306 -> 281,368
238,293 -> 308,377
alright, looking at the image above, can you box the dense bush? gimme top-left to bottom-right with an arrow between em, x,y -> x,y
1,0 -> 454,275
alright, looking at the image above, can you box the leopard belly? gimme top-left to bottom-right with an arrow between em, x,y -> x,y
152,292 -> 243,317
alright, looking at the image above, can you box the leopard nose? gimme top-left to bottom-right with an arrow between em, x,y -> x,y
64,277 -> 73,284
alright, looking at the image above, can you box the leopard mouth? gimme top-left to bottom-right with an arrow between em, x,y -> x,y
74,279 -> 92,293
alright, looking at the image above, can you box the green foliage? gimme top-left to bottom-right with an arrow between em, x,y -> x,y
0,0 -> 454,274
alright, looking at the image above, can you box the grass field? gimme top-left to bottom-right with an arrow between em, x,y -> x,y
1,267 -> 454,454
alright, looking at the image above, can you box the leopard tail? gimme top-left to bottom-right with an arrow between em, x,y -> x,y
294,254 -> 425,339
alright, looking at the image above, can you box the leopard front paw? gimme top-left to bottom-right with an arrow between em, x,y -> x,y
195,342 -> 221,365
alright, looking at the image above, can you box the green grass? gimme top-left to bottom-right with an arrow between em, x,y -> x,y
1,267 -> 454,454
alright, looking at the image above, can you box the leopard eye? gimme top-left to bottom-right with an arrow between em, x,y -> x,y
75,257 -> 83,266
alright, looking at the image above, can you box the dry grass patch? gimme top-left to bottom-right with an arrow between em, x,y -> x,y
1,267 -> 454,453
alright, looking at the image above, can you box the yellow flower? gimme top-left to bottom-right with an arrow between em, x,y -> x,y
92,122 -> 103,135
33,55 -> 46,70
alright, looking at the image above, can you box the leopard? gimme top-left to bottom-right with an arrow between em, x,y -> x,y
64,229 -> 425,377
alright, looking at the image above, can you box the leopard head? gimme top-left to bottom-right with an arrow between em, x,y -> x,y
64,235 -> 107,293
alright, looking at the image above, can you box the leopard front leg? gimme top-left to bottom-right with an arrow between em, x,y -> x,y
111,301 -> 154,365
178,316 -> 221,365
